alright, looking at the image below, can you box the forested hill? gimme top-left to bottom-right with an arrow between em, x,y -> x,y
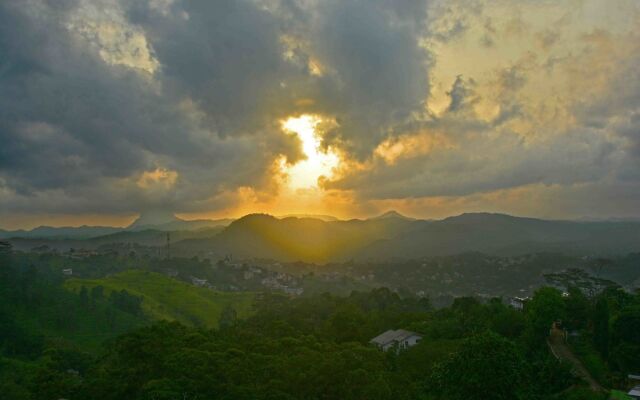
4,213 -> 640,263
174,213 -> 640,262
357,213 -> 640,260
1,243 -> 639,399
175,213 -> 416,263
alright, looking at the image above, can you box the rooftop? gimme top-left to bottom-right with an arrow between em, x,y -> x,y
370,329 -> 421,346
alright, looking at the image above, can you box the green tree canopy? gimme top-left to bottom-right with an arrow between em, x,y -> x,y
430,332 -> 525,400
526,287 -> 565,342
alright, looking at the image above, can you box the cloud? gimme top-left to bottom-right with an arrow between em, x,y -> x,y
325,123 -> 619,198
320,0 -> 640,218
446,75 -> 476,113
297,0 -> 432,157
426,0 -> 481,43
0,0 -> 433,217
0,0 -> 300,215
1,0 -> 640,224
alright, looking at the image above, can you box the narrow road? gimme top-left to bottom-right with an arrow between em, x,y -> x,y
547,324 -> 604,392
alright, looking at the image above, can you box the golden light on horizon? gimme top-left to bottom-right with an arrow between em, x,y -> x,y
281,115 -> 339,190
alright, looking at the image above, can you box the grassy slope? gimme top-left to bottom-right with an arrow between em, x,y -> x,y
65,270 -> 255,328
610,390 -> 632,400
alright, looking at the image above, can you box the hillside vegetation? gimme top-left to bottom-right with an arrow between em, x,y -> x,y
175,213 -> 416,262
3,246 -> 639,399
7,213 -> 640,263
174,213 -> 640,263
8,226 -> 226,253
65,270 -> 255,328
360,213 -> 640,259
0,252 -> 146,353
6,286 -> 638,399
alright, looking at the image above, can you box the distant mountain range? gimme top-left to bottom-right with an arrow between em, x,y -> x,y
173,212 -> 640,262
126,210 -> 233,232
0,225 -> 123,240
276,213 -> 340,222
6,226 -> 228,253
0,211 -> 233,240
356,213 -> 640,260
370,210 -> 415,221
3,212 -> 640,262
173,213 -> 416,262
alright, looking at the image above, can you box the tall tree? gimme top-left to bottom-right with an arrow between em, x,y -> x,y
526,287 -> 565,342
593,296 -> 610,358
564,286 -> 589,330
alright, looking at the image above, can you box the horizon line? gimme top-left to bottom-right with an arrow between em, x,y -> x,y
3,210 -> 640,231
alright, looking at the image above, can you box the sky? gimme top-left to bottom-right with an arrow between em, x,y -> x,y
1,0 -> 640,229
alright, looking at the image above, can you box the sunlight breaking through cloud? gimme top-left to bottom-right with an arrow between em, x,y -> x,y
281,115 -> 339,190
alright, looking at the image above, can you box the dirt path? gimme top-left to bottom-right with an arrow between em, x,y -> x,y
547,325 -> 604,392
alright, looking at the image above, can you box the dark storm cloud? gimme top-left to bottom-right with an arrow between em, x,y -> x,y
0,0 -> 433,215
307,0 -> 431,157
128,0 -> 432,155
126,0 -> 300,135
0,0 -> 299,213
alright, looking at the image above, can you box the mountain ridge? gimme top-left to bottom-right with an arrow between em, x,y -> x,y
175,212 -> 640,262
0,214 -> 233,239
371,210 -> 415,221
4,212 -> 640,262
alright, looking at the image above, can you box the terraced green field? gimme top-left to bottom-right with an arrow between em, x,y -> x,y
65,270 -> 255,328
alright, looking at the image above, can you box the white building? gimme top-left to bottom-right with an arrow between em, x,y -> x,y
508,297 -> 528,311
629,375 -> 640,400
62,268 -> 73,276
191,277 -> 208,287
283,287 -> 304,296
370,329 -> 422,352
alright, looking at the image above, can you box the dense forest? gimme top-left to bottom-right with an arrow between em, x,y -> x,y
1,243 -> 639,399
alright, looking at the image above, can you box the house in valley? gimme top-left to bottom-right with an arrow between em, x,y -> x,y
508,296 -> 528,311
628,375 -> 640,400
191,277 -> 208,287
370,329 -> 422,352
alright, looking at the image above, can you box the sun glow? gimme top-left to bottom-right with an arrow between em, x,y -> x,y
281,115 -> 339,189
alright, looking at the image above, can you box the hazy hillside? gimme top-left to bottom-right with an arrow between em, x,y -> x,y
358,213 -> 640,259
174,213 -> 417,263
277,213 -> 340,221
7,226 -> 226,252
90,226 -> 226,247
6,212 -> 640,262
174,213 -> 640,262
0,225 -> 123,240
127,211 -> 232,231
371,210 -> 416,221
0,213 -> 232,241
65,270 -> 255,328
